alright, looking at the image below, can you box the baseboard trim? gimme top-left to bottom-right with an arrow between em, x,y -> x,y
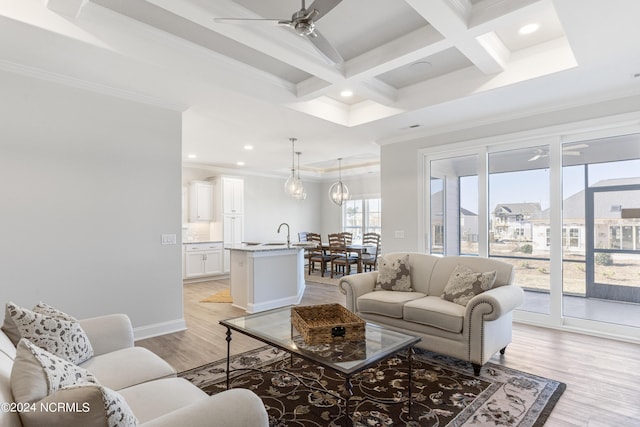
133,318 -> 187,341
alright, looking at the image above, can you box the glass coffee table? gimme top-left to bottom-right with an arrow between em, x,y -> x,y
220,306 -> 421,426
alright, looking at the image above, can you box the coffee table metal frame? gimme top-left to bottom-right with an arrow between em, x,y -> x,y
220,306 -> 421,426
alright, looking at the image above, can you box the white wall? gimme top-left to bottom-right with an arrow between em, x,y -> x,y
381,95 -> 640,254
0,70 -> 183,338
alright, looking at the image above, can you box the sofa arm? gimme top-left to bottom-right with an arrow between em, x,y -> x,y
465,284 -> 525,322
140,389 -> 269,427
339,272 -> 378,311
79,314 -> 134,356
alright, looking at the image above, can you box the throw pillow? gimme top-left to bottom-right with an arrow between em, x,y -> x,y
442,264 -> 497,306
33,302 -> 78,322
376,254 -> 412,291
2,302 -> 78,346
6,302 -> 94,364
11,339 -> 98,404
18,384 -> 137,427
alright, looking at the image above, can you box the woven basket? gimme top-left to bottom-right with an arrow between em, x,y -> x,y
291,304 -> 365,345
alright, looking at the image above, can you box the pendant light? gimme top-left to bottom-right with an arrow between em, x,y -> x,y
294,151 -> 307,200
328,158 -> 349,206
284,138 -> 304,199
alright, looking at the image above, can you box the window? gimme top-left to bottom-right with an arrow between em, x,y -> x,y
343,198 -> 381,242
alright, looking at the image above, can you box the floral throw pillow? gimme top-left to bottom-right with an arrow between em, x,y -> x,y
442,264 -> 497,306
7,302 -> 94,364
3,302 -> 78,346
376,254 -> 412,291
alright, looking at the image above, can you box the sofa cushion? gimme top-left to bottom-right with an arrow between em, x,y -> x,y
376,254 -> 412,291
19,384 -> 138,427
403,296 -> 466,333
5,302 -> 93,364
80,346 -> 176,390
357,291 -> 426,318
118,377 -> 207,424
442,264 -> 497,306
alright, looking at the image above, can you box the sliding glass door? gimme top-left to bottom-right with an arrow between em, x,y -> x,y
424,131 -> 640,337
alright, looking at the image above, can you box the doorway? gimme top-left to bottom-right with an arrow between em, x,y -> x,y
586,184 -> 640,303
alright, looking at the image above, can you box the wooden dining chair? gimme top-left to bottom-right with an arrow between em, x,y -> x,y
307,232 -> 330,276
361,232 -> 381,272
328,233 -> 358,278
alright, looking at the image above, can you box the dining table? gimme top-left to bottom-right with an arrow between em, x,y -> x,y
317,243 -> 376,273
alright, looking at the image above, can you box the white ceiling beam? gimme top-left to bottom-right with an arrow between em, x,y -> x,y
296,26 -> 448,102
46,0 -> 88,18
405,0 -> 506,74
352,78 -> 398,106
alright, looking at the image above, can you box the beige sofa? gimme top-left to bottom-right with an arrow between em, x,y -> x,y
339,252 -> 524,375
0,312 -> 268,427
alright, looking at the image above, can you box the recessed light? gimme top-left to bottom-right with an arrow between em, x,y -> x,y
243,145 -> 254,150
237,161 -> 245,166
519,23 -> 540,35
340,89 -> 353,97
187,154 -> 197,159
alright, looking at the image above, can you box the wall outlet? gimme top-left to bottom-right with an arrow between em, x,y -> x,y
161,234 -> 177,245
394,230 -> 405,239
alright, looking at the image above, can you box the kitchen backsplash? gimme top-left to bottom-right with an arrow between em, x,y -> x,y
182,222 -> 212,242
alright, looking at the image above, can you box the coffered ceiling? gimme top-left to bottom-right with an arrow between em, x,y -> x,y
2,0 -> 640,178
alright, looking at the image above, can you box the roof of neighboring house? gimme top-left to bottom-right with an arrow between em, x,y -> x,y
493,203 -> 542,216
539,178 -> 640,219
461,207 -> 477,216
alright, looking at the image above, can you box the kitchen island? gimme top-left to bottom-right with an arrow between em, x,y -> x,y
226,243 -> 307,313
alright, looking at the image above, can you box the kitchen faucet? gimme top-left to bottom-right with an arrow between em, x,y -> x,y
277,223 -> 290,247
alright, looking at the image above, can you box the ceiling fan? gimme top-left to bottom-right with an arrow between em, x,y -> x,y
528,144 -> 588,161
214,0 -> 343,64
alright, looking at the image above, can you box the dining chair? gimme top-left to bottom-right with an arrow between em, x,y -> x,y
307,232 -> 330,276
298,232 -> 308,242
328,233 -> 358,278
361,232 -> 381,271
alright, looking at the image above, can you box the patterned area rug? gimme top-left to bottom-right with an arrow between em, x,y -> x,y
179,345 -> 565,426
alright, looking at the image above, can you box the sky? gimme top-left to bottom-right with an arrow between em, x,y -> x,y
457,159 -> 640,214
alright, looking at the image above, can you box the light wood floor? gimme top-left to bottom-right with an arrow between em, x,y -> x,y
137,279 -> 640,426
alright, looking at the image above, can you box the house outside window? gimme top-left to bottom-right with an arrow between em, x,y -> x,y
343,198 -> 381,242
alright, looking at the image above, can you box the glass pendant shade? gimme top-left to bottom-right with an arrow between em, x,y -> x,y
328,158 -> 349,206
284,138 -> 305,199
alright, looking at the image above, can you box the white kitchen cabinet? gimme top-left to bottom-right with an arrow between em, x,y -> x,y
222,177 -> 244,215
184,242 -> 223,278
223,214 -> 244,272
189,180 -> 214,222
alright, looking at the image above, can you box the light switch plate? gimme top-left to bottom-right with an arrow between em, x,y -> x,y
161,234 -> 177,245
394,230 -> 405,239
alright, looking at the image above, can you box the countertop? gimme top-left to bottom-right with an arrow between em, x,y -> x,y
183,240 -> 224,245
226,242 -> 312,252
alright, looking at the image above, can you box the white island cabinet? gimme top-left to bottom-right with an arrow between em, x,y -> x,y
228,244 -> 305,313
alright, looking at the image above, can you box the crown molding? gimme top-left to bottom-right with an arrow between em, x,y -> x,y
0,59 -> 188,112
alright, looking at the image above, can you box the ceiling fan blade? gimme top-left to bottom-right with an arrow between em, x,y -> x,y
564,143 -> 588,150
528,154 -> 541,161
306,29 -> 343,64
563,151 -> 581,156
214,18 -> 289,25
306,0 -> 342,21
